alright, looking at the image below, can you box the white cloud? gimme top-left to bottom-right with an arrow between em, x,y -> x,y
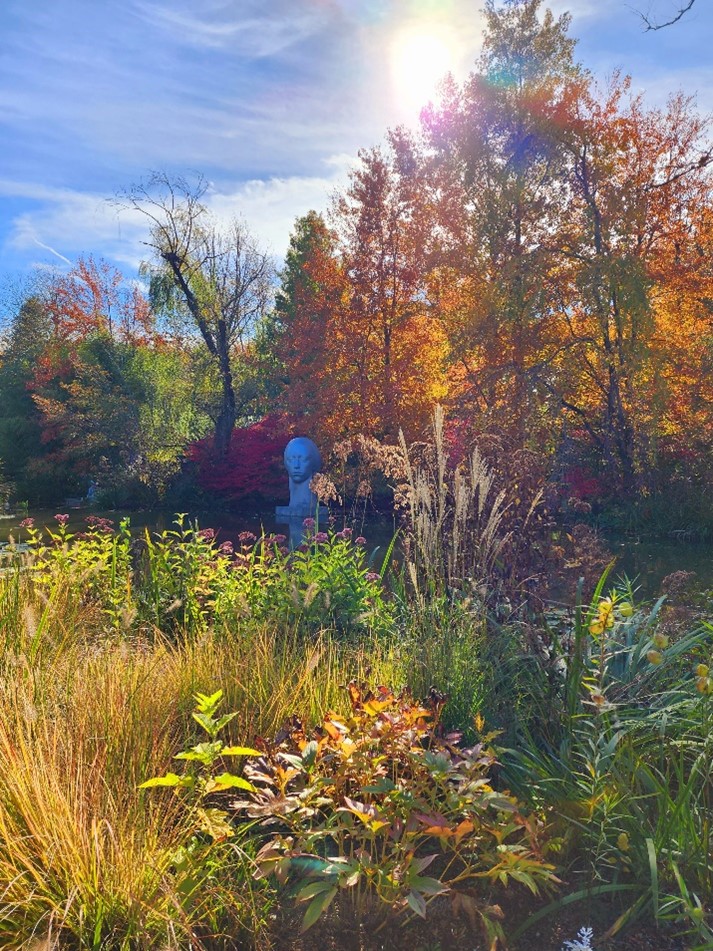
0,156 -> 356,274
133,0 -> 327,56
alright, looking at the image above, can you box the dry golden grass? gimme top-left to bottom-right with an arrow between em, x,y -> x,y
0,572 -> 398,949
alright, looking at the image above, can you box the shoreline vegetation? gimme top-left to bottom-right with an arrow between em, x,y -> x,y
0,459 -> 712,949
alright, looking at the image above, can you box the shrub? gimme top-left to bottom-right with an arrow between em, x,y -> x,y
187,413 -> 293,505
143,685 -> 558,946
140,516 -> 393,637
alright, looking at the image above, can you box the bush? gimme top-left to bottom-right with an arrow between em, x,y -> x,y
143,685 -> 558,946
188,414 -> 293,506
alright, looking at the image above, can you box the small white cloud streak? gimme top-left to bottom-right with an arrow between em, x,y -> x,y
133,0 -> 327,56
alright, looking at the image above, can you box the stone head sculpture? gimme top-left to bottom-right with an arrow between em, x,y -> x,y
283,436 -> 322,514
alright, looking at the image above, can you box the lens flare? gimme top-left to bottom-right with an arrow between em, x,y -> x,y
391,29 -> 452,115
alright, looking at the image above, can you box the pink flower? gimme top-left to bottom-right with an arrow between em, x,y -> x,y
197,528 -> 216,541
355,536 -> 366,545
302,517 -> 315,529
19,518 -> 34,528
54,514 -> 69,525
341,527 -> 353,538
314,531 -> 329,544
86,515 -> 114,532
273,533 -> 287,544
238,531 -> 256,543
219,540 -> 234,555
366,572 -> 380,583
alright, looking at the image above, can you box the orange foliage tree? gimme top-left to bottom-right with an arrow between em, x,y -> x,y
277,132 -> 449,444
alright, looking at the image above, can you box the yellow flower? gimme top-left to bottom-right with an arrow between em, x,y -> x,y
696,676 -> 713,695
589,620 -> 605,636
695,663 -> 709,678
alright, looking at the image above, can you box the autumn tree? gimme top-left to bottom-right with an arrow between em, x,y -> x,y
274,210 -> 346,426
421,0 -> 713,497
422,0 -> 582,443
120,173 -> 274,458
8,257 -> 209,501
278,133 -> 448,442
548,79 -> 713,493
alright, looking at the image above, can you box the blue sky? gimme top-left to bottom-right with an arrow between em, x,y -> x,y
1,0 -> 711,288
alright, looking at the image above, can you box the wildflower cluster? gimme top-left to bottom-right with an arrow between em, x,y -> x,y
140,516 -> 392,637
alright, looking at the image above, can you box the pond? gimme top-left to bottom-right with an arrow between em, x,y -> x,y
1,507 -> 711,599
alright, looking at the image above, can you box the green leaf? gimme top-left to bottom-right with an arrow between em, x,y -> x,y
210,772 -> 256,792
214,712 -> 239,733
139,772 -> 194,789
407,890 -> 427,918
300,886 -> 337,932
192,711 -> 217,735
296,880 -> 337,901
360,778 -> 396,794
194,689 -> 223,713
175,741 -> 223,764
222,745 -> 261,757
301,740 -> 319,768
411,876 -> 446,896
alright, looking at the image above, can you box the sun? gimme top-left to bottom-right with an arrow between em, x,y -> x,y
391,29 -> 453,115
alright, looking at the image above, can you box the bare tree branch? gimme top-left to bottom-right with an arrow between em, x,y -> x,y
640,0 -> 696,30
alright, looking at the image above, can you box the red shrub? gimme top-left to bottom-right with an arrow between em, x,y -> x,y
188,415 -> 295,504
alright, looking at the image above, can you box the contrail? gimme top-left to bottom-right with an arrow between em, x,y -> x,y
32,237 -> 72,267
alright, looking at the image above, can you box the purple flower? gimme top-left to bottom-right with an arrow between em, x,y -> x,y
355,536 -> 366,546
314,531 -> 329,544
342,527 -> 353,538
197,528 -> 216,541
86,515 -> 114,532
219,540 -> 234,555
273,533 -> 287,544
366,572 -> 380,583
54,514 -> 69,525
238,531 -> 256,543
19,518 -> 34,529
302,517 -> 315,529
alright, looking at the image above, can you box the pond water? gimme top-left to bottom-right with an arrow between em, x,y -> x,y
1,507 -> 711,599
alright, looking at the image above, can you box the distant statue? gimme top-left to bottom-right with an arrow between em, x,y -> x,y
278,437 -> 322,516
275,437 -> 329,544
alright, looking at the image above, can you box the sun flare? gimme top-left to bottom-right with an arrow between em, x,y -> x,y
391,29 -> 453,115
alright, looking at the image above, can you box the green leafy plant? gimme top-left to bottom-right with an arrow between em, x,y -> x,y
233,682 -> 558,942
21,513 -> 133,631
139,516 -> 393,637
140,688 -> 259,839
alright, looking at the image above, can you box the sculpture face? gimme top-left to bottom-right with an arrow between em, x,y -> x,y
284,438 -> 321,486
284,447 -> 313,484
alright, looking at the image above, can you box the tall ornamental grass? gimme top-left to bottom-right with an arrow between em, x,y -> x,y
0,563 -> 400,949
